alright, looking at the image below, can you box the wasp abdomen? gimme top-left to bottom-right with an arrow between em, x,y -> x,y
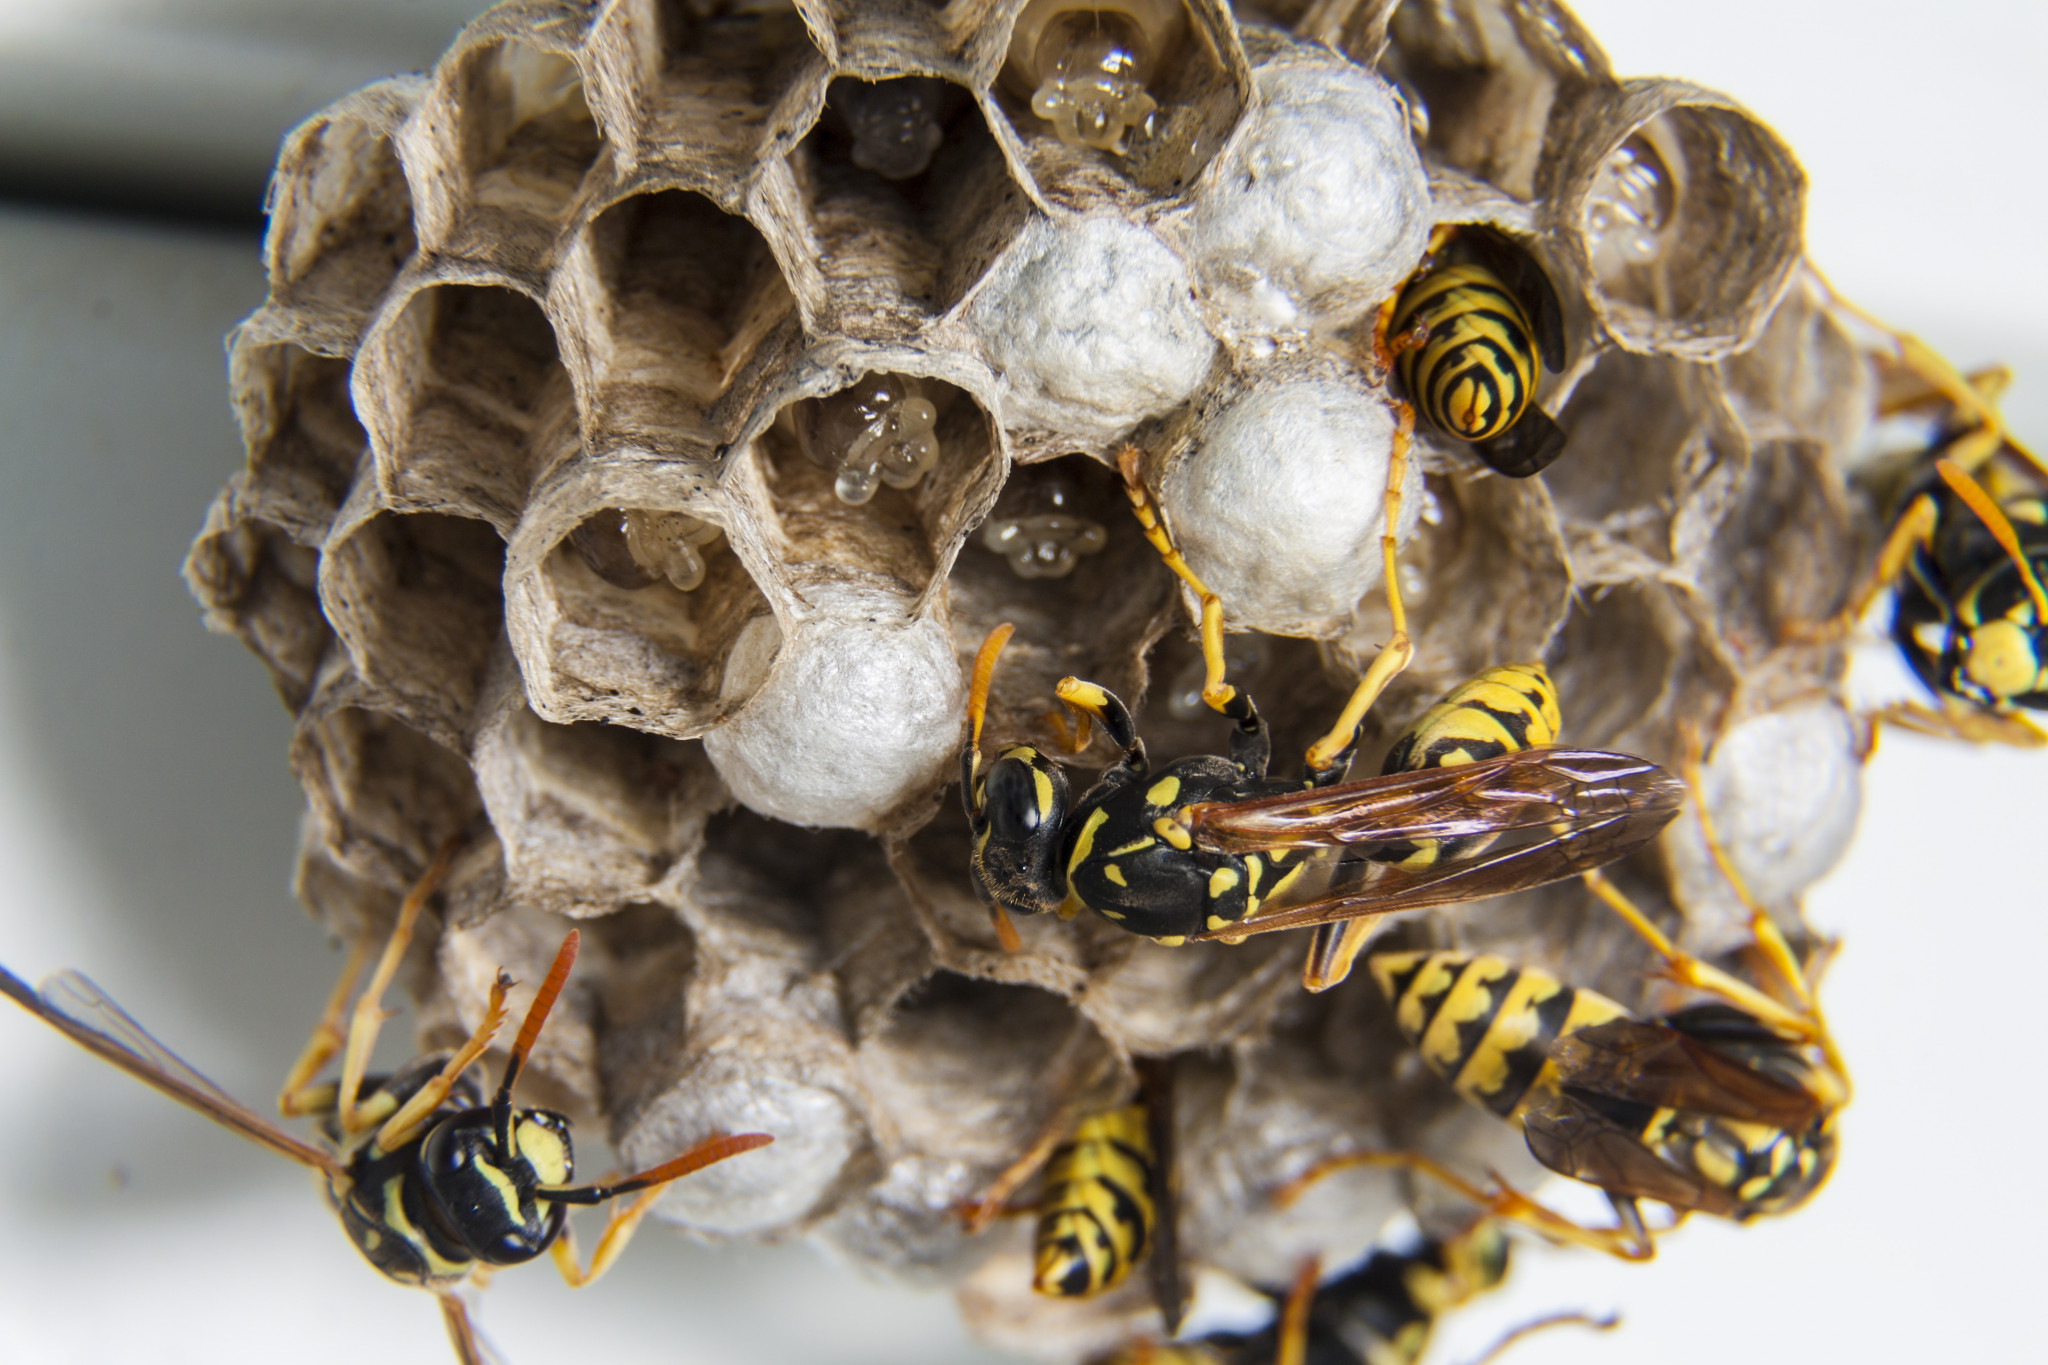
1369,951 -> 1627,1118
1392,263 -> 1542,444
1034,1103 -> 1156,1298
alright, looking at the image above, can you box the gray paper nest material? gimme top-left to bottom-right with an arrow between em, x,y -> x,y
186,0 -> 1881,1354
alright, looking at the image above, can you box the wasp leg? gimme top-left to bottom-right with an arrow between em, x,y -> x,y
372,971 -> 513,1153
1055,676 -> 1148,774
1274,1253 -> 1320,1365
1784,489 -> 1938,645
277,936 -> 369,1117
1870,697 -> 2048,746
328,837 -> 460,1135
1274,1149 -> 1655,1262
1463,1311 -> 1621,1365
961,1108 -> 1072,1235
1115,446 -> 1271,776
1304,402 -> 1417,776
437,1292 -> 488,1365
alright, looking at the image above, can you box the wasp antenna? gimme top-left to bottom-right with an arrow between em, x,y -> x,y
498,931 -> 580,1107
1274,1253 -> 1320,1365
541,1131 -> 774,1206
1935,456 -> 2048,622
969,623 -> 1016,756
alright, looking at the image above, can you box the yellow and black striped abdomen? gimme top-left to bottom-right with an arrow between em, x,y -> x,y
1392,263 -> 1541,443
1033,1103 -> 1155,1298
1380,663 -> 1560,774
1368,951 -> 1628,1119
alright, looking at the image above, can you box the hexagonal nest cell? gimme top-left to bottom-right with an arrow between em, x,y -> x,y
190,0 -> 1912,1358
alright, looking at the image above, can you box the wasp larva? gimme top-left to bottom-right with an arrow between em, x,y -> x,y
1007,0 -> 1185,155
796,373 -> 942,505
568,509 -> 724,591
1585,130 -> 1678,276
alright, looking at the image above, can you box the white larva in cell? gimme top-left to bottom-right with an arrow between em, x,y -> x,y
1586,129 -> 1679,276
795,374 -> 943,506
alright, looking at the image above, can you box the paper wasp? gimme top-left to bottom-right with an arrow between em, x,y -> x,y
963,447 -> 1682,990
0,842 -> 772,1364
965,1056 -> 1187,1335
1096,1216 -> 1612,1365
1379,223 -> 1569,479
1798,292 -> 2048,744
1278,740 -> 1848,1262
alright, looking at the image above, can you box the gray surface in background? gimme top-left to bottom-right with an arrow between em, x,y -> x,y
0,2 -> 492,219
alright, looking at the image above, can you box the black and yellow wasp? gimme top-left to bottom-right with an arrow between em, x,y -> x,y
0,844 -> 772,1364
1799,296 -> 2048,744
963,449 -> 1682,990
966,1056 -> 1187,1333
1380,224 -> 1569,479
1279,746 -> 1848,1261
1096,1217 -> 1609,1365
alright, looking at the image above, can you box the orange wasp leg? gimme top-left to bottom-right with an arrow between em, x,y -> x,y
1274,1148 -> 1656,1262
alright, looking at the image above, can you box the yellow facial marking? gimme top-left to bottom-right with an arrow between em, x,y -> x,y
1145,775 -> 1182,808
1207,866 -> 1240,898
1103,863 -> 1127,887
1152,816 -> 1192,851
516,1119 -> 570,1186
1964,619 -> 2039,698
473,1156 -> 525,1226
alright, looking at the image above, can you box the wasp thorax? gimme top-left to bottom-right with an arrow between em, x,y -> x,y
980,474 -> 1107,579
566,508 -> 724,591
794,373 -> 942,505
1011,1 -> 1182,154
831,76 -> 947,180
1585,131 -> 1676,278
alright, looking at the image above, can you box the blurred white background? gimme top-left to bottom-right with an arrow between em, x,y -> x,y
0,3 -> 2042,1364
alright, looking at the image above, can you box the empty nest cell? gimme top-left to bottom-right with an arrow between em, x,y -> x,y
576,188 -> 800,453
224,341 -> 365,544
319,510 -> 508,747
291,702 -> 486,892
261,80 -> 421,349
595,0 -> 831,188
354,284 -> 568,532
793,75 -> 1037,334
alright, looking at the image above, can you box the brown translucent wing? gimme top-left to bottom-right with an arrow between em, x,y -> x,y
1187,749 -> 1682,854
1187,752 -> 1684,940
1136,1055 -> 1186,1337
1520,1091 -> 1737,1218
1549,1018 -> 1823,1129
1,963 -> 342,1174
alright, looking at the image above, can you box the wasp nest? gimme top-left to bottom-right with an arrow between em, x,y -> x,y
187,0 -> 1878,1356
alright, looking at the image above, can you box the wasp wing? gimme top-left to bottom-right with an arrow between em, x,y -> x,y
1550,1018 -> 1824,1128
1475,406 -> 1567,478
1135,1055 -> 1186,1337
1519,1091 -> 1736,1218
1,963 -> 342,1173
1186,751 -> 1682,940
1188,749 -> 1678,854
